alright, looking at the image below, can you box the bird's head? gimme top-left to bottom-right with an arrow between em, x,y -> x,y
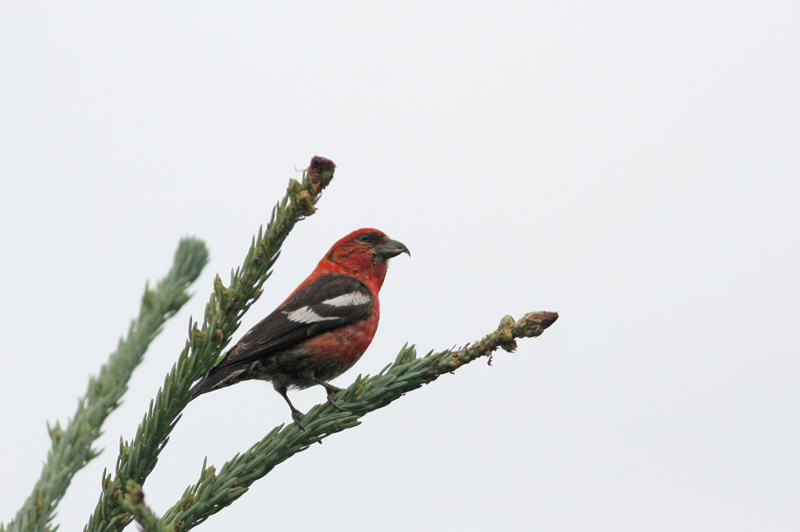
321,228 -> 410,290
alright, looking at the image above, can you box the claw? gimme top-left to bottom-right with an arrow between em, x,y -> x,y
306,374 -> 345,411
291,409 -> 306,431
326,390 -> 343,411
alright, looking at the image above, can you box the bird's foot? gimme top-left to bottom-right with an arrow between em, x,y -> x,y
319,383 -> 344,411
291,408 -> 306,431
326,388 -> 344,411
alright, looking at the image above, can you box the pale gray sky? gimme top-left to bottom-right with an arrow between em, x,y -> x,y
1,2 -> 798,531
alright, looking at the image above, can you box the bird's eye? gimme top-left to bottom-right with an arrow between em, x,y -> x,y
358,234 -> 371,242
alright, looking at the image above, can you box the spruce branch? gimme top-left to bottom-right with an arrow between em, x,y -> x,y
82,157 -> 336,532
3,238 -> 209,532
161,311 -> 558,532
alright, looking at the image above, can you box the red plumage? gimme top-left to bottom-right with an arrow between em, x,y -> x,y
192,228 -> 409,427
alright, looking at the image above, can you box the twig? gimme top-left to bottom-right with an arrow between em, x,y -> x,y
162,311 -> 558,532
3,238 -> 208,532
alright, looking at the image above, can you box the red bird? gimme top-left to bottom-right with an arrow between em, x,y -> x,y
192,228 -> 409,427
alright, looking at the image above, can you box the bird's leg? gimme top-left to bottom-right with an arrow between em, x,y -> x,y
274,384 -> 305,430
306,374 -> 344,411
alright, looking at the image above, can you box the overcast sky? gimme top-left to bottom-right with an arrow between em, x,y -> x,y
1,2 -> 798,531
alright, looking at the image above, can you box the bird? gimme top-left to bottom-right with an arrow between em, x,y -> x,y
191,228 -> 409,428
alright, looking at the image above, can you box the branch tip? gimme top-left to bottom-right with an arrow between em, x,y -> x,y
306,156 -> 336,191
519,311 -> 559,337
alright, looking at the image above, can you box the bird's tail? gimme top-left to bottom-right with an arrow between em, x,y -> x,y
190,363 -> 248,399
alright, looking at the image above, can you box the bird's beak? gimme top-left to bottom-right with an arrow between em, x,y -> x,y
377,238 -> 410,260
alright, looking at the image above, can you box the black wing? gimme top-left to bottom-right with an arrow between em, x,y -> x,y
215,273 -> 373,369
